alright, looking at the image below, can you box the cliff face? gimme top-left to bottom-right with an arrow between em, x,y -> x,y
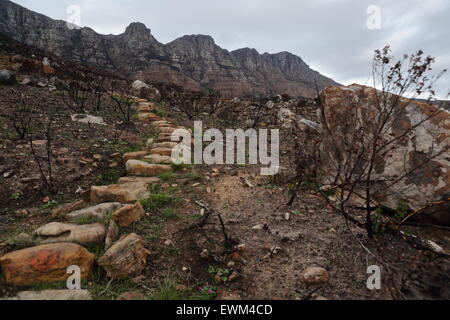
0,0 -> 339,97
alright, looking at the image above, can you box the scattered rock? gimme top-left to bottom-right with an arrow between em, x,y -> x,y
51,200 -> 86,218
0,243 -> 95,286
90,182 -> 150,203
132,80 -> 149,91
8,290 -> 92,301
105,220 -> 119,250
98,233 -> 149,279
33,222 -> 106,245
66,202 -> 123,221
112,202 -> 145,227
0,69 -> 16,85
228,272 -> 240,282
200,249 -> 209,259
300,267 -> 329,286
71,114 -> 106,125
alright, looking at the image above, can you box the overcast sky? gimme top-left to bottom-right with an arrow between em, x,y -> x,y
13,0 -> 450,98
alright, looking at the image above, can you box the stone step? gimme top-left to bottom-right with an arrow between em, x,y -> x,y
154,142 -> 178,149
144,154 -> 173,164
90,182 -> 150,203
150,147 -> 174,157
33,222 -> 106,245
118,176 -> 161,184
126,160 -> 172,177
0,243 -> 95,286
138,113 -> 162,122
123,151 -> 148,163
66,202 -> 124,221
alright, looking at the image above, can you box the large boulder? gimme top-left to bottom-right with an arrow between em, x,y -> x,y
33,222 -> 106,245
98,233 -> 149,279
126,160 -> 171,177
123,151 -> 148,163
90,182 -> 150,203
132,80 -> 149,91
66,202 -> 124,221
319,85 -> 449,224
0,243 -> 95,286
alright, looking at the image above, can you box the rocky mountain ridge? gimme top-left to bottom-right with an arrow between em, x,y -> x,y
0,0 -> 338,97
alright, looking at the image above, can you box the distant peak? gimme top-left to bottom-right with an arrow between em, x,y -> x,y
181,34 -> 215,44
125,22 -> 150,34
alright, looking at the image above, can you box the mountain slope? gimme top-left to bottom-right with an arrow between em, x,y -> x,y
0,0 -> 338,97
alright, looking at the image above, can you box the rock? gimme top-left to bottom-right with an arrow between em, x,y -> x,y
123,151 -> 148,163
319,85 -> 450,225
158,127 -> 178,134
138,113 -> 162,123
227,261 -> 235,268
117,291 -> 146,300
33,222 -> 106,245
98,233 -> 149,279
0,243 -> 95,286
9,290 -> 92,300
90,182 -> 150,203
118,176 -> 160,184
144,154 -> 173,164
150,148 -> 173,156
228,272 -> 240,282
154,142 -> 178,149
51,200 -> 86,217
112,202 -> 145,227
132,80 -> 149,91
137,104 -> 152,113
200,249 -> 209,259
66,202 -> 123,221
126,160 -> 171,177
105,220 -> 119,250
14,209 -> 28,216
71,114 -> 106,125
217,291 -> 242,300
146,138 -> 155,149
300,267 -> 329,286
0,69 -> 16,85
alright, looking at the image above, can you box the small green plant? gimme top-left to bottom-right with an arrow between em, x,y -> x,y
41,200 -> 58,210
141,186 -> 176,213
208,266 -> 231,282
171,163 -> 190,172
161,207 -> 180,220
158,171 -> 174,182
198,285 -> 218,299
10,192 -> 22,201
184,171 -> 202,182
395,202 -> 410,222
97,169 -> 122,185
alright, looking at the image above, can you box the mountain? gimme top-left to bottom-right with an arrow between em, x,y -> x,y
0,0 -> 339,97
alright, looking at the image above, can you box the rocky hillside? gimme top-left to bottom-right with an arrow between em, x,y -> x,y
0,0 -> 338,98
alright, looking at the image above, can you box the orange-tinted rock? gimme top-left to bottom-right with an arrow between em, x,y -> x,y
90,182 -> 150,203
98,233 -> 149,279
126,160 -> 171,177
123,151 -> 148,163
0,243 -> 95,286
138,113 -> 161,122
112,202 -> 145,227
150,148 -> 173,156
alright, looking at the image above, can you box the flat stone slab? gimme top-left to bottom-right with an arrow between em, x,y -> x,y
66,202 -> 123,221
144,154 -> 173,164
118,176 -> 161,184
0,243 -> 95,286
150,147 -> 173,156
123,151 -> 148,163
90,182 -> 150,203
33,222 -> 106,245
126,160 -> 172,177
